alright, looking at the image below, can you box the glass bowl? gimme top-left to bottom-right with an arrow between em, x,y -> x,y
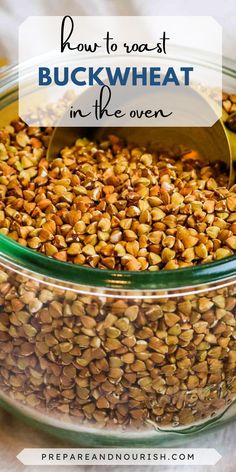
0,54 -> 236,447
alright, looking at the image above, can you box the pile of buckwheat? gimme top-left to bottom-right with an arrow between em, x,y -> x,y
0,273 -> 235,430
0,118 -> 236,272
0,95 -> 235,433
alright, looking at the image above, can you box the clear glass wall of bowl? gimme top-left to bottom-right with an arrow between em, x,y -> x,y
0,257 -> 236,432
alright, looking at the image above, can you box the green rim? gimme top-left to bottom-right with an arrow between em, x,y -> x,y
0,233 -> 236,290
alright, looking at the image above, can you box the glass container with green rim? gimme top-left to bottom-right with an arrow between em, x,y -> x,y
0,53 -> 236,446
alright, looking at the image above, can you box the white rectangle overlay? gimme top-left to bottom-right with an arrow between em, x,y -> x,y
19,16 -> 222,127
17,448 -> 221,466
